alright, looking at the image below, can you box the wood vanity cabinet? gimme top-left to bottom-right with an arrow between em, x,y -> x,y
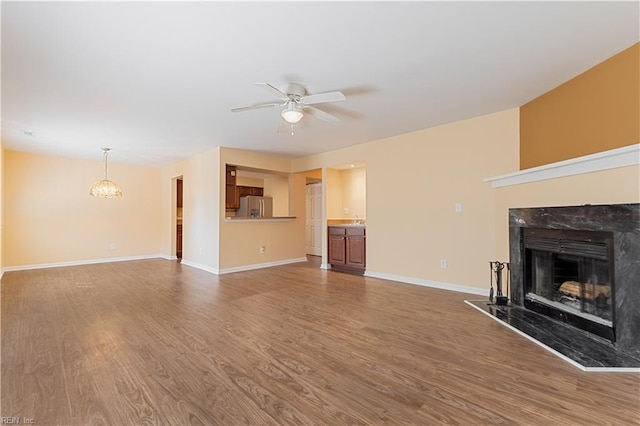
329,227 -> 347,265
328,226 -> 366,274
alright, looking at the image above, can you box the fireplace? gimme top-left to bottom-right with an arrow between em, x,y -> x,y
510,204 -> 640,359
523,228 -> 614,341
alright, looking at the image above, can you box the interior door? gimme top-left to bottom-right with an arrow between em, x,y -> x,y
305,182 -> 322,256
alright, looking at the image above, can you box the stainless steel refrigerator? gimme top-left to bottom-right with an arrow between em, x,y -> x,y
237,196 -> 273,218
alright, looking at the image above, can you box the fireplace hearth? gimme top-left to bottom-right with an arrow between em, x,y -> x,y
509,204 -> 640,360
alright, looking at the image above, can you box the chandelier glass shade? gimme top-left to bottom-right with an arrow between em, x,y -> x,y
89,148 -> 122,198
281,102 -> 304,124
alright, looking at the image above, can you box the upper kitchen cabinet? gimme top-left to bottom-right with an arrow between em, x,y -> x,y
237,185 -> 264,198
225,164 -> 292,217
225,164 -> 239,210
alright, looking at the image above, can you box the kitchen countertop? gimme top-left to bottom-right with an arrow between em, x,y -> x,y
225,217 -> 296,222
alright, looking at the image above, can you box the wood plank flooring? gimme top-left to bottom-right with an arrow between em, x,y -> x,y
2,258 -> 639,425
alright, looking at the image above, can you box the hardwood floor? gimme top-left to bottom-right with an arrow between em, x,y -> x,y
2,258 -> 639,425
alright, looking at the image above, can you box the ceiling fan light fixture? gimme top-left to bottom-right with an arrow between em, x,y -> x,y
281,103 -> 304,124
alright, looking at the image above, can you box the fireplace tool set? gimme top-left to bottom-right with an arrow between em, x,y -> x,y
489,261 -> 510,305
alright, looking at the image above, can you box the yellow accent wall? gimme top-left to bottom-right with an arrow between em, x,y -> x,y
3,150 -> 163,268
520,43 -> 640,169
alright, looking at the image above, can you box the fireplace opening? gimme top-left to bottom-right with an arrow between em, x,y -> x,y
523,228 -> 615,342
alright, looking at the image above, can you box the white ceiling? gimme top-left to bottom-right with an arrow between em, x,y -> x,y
2,1 -> 638,167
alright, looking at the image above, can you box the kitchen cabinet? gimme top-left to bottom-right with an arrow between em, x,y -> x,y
226,185 -> 239,210
225,165 -> 239,210
237,185 -> 264,198
328,226 -> 366,274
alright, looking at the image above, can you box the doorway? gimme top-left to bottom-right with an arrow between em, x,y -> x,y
176,177 -> 183,260
305,182 -> 322,256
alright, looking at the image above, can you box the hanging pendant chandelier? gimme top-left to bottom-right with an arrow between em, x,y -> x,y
89,148 -> 123,198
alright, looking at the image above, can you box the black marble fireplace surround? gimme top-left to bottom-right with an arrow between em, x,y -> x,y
509,204 -> 640,360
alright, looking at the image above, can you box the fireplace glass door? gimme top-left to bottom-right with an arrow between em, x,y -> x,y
523,228 -> 614,340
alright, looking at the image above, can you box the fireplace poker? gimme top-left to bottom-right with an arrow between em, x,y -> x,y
490,261 -> 509,306
489,261 -> 494,303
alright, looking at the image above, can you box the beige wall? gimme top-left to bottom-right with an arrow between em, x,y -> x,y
3,150 -> 163,268
4,105 -> 633,290
493,165 -> 640,261
236,177 -> 263,187
0,142 -> 3,274
305,169 -> 322,181
161,148 -> 220,271
325,168 -> 343,219
340,168 -> 366,219
218,148 -> 305,270
263,175 -> 289,217
520,43 -> 639,168
294,108 -> 520,289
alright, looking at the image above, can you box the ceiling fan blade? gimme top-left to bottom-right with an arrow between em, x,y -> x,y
307,106 -> 341,125
301,91 -> 346,105
231,102 -> 283,113
256,82 -> 289,99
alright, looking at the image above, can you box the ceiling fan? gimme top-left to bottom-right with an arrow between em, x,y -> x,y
231,82 -> 346,127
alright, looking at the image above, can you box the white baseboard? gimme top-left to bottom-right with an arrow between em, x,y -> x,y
179,259 -> 219,275
216,257 -> 308,275
1,254 -> 165,273
320,263 -> 331,270
364,270 -> 488,296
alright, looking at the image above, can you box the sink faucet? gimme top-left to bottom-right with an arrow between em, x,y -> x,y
353,214 -> 360,225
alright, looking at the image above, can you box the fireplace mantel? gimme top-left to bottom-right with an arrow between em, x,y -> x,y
485,143 -> 639,188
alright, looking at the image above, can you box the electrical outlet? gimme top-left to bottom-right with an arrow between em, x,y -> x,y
109,242 -> 116,250
259,245 -> 265,254
343,207 -> 350,215
455,203 -> 463,213
440,259 -> 448,269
